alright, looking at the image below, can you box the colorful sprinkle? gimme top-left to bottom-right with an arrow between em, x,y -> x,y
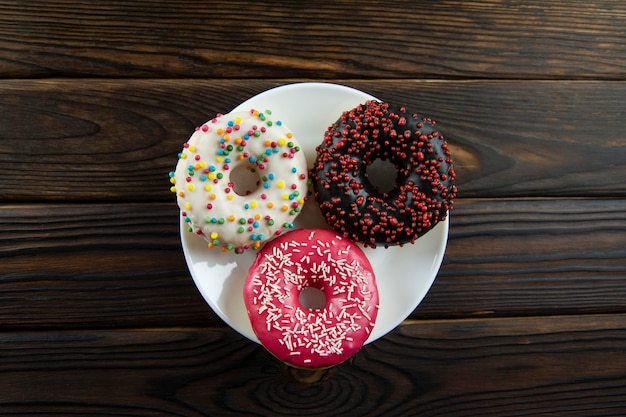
171,109 -> 309,253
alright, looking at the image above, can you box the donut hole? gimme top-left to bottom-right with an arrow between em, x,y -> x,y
365,158 -> 398,193
298,286 -> 327,311
229,164 -> 261,196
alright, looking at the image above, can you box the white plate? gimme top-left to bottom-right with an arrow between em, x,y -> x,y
180,82 -> 449,344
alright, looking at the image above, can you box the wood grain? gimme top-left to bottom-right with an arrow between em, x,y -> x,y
1,79 -> 625,201
2,0 -> 624,414
1,1 -> 626,79
421,198 -> 626,318
1,198 -> 624,330
0,202 -> 212,329
0,314 -> 624,416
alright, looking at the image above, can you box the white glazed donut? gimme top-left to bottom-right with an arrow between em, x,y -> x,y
170,109 -> 309,253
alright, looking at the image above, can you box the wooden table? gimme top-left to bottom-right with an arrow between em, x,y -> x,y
1,1 -> 625,415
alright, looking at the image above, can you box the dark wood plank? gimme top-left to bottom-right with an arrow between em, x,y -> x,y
1,199 -> 624,330
1,79 -> 625,201
419,198 -> 626,318
0,314 -> 624,416
1,1 -> 626,79
0,203 -> 216,329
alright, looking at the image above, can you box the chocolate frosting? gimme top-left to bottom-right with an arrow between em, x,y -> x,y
311,101 -> 457,248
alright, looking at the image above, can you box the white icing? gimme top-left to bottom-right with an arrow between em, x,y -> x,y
171,109 -> 308,252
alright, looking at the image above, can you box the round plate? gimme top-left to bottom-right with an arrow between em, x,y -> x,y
180,82 -> 449,344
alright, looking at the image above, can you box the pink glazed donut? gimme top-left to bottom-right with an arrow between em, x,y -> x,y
243,228 -> 379,369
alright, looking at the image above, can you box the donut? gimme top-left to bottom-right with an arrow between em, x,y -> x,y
311,100 -> 457,248
243,228 -> 379,369
170,109 -> 309,253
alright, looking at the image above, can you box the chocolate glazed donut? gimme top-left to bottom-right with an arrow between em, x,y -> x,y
311,100 -> 457,248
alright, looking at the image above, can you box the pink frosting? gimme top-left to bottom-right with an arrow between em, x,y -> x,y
243,228 -> 379,368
